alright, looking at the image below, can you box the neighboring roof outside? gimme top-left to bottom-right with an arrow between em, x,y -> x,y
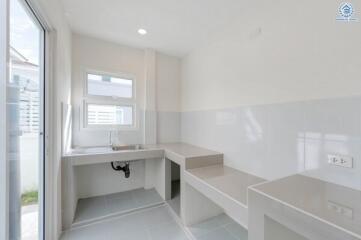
10,46 -> 38,68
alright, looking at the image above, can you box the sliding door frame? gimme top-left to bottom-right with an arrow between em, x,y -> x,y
20,2 -> 47,238
0,0 -> 9,239
1,0 -> 56,238
24,1 -> 57,239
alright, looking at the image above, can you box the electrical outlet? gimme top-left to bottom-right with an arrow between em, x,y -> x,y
327,154 -> 353,168
327,201 -> 353,219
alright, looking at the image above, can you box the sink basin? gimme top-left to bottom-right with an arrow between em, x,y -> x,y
111,144 -> 144,151
70,146 -> 113,155
69,145 -> 145,155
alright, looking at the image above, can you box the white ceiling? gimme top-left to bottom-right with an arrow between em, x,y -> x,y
60,0 -> 243,57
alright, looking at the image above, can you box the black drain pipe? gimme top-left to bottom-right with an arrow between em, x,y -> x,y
111,162 -> 130,178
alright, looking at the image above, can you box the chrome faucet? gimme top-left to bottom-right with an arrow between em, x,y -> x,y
109,131 -> 113,147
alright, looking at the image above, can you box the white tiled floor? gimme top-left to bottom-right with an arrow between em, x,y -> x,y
74,188 -> 163,224
62,205 -> 248,240
188,214 -> 248,240
62,205 -> 189,240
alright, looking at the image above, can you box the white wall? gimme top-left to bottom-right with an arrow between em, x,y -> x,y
181,0 -> 361,111
71,34 -> 181,146
180,0 -> 361,190
156,53 -> 181,143
181,97 -> 361,190
71,34 -> 182,146
156,53 -> 181,112
70,34 -> 181,198
72,33 -> 146,147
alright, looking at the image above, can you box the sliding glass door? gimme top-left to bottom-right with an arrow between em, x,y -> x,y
0,0 -> 9,238
8,0 -> 45,239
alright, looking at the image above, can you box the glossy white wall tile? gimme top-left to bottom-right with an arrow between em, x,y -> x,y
157,111 -> 181,143
181,96 -> 361,190
72,109 -> 145,147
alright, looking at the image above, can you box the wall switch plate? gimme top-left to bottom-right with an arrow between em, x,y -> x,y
327,154 -> 353,168
327,201 -> 354,219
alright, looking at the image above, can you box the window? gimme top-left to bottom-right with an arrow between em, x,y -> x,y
87,73 -> 133,98
84,71 -> 136,129
87,104 -> 133,126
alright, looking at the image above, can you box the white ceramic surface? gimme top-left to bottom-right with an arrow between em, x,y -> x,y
62,205 -> 189,240
184,164 -> 265,227
186,165 -> 265,206
248,174 -> 361,240
181,97 -> 361,191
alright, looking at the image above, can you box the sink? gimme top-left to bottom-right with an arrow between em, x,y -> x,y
111,144 -> 144,151
65,144 -> 164,166
69,145 -> 145,155
70,146 -> 113,155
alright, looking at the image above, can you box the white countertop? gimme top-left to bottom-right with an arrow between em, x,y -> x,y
63,142 -> 223,167
250,174 -> 361,239
152,143 -> 222,159
186,164 -> 266,206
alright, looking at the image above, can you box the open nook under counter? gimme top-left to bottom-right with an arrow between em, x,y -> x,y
61,142 -> 224,229
184,164 -> 266,228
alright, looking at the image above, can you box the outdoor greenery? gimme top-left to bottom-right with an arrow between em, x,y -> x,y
21,190 -> 38,206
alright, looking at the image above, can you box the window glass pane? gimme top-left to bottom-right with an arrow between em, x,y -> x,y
9,0 -> 44,239
87,104 -> 133,126
87,73 -> 133,98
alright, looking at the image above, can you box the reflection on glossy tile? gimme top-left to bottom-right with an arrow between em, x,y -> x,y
181,96 -> 361,190
73,110 -> 145,147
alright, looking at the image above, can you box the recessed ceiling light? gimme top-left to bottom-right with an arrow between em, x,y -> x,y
138,28 -> 147,35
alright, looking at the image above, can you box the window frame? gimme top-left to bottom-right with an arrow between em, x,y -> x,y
82,69 -> 137,130
84,69 -> 136,102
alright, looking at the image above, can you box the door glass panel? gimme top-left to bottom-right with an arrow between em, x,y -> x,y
9,0 -> 44,239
